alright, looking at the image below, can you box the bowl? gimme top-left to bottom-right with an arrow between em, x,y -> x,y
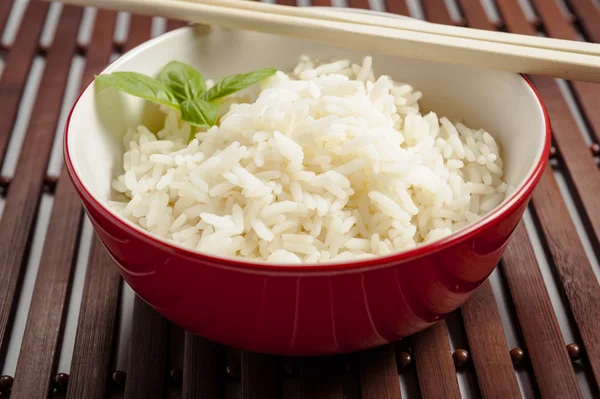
64,16 -> 550,355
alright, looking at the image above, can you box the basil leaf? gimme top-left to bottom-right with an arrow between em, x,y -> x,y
180,97 -> 218,130
158,61 -> 206,103
96,72 -> 179,109
203,68 -> 276,102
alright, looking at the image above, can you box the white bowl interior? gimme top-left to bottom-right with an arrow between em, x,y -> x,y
67,24 -> 546,240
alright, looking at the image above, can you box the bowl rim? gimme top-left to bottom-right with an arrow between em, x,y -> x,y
64,21 -> 551,273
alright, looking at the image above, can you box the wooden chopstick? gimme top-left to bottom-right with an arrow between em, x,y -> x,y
51,0 -> 600,83
182,0 -> 600,58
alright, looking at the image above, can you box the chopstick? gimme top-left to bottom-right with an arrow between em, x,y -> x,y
183,0 -> 600,58
51,0 -> 600,83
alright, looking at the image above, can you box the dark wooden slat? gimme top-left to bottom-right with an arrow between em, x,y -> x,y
494,0 -> 531,35
301,357 -> 344,399
0,0 -> 49,167
531,166 -> 600,386
348,0 -> 370,10
566,0 -> 600,43
421,0 -> 458,25
529,0 -> 574,40
182,333 -> 224,399
9,5 -> 84,387
166,19 -> 188,32
457,0 -> 496,30
460,282 -> 522,399
412,321 -> 460,399
0,0 -> 67,365
65,10 -> 121,399
9,169 -> 83,399
502,221 -> 582,398
124,297 -> 169,399
123,14 -> 153,52
242,352 -> 280,399
67,237 -> 121,399
9,10 -> 85,394
358,345 -> 402,399
384,0 -> 410,16
311,0 -> 333,7
0,0 -> 13,39
276,0 -> 297,6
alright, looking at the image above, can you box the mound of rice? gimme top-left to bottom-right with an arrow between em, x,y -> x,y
109,56 -> 507,264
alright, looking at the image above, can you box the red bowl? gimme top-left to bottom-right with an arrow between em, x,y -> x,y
64,24 -> 550,355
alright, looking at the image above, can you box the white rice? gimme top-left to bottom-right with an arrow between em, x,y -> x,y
109,56 -> 506,264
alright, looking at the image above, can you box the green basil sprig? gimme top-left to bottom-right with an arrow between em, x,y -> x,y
159,61 -> 207,103
181,97 -> 218,131
95,72 -> 180,109
202,69 -> 278,102
95,62 -> 276,142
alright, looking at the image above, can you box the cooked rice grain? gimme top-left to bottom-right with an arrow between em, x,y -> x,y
110,56 -> 506,263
